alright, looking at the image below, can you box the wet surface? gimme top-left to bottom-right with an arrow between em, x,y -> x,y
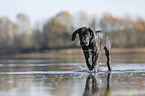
0,57 -> 145,96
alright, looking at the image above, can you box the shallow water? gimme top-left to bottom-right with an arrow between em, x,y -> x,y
0,56 -> 145,96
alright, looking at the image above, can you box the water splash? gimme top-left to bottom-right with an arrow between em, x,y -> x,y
78,65 -> 84,70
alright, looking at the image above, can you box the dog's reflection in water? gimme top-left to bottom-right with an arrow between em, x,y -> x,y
83,73 -> 111,96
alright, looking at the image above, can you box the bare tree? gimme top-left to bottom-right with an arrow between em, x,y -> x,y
16,13 -> 33,48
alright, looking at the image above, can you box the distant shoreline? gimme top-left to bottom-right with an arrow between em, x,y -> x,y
1,47 -> 145,59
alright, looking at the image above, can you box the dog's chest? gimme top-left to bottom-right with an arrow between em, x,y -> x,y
84,48 -> 93,55
86,49 -> 97,55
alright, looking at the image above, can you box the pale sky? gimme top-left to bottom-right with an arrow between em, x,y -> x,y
0,0 -> 145,25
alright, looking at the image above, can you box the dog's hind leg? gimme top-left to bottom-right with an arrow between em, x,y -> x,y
104,46 -> 112,71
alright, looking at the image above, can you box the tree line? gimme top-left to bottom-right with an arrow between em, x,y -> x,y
0,11 -> 145,53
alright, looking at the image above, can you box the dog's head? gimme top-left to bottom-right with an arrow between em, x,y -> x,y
71,27 -> 95,47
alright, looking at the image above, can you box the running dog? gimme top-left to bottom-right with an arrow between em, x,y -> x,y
71,27 -> 112,71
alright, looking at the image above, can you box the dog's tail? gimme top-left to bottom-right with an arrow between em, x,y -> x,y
95,30 -> 102,33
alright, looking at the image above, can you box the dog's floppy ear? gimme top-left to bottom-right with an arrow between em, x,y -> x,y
71,28 -> 80,41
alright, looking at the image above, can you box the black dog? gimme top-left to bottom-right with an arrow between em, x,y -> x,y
71,27 -> 112,71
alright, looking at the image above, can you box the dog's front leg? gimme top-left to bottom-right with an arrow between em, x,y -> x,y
83,50 -> 91,70
91,51 -> 100,71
